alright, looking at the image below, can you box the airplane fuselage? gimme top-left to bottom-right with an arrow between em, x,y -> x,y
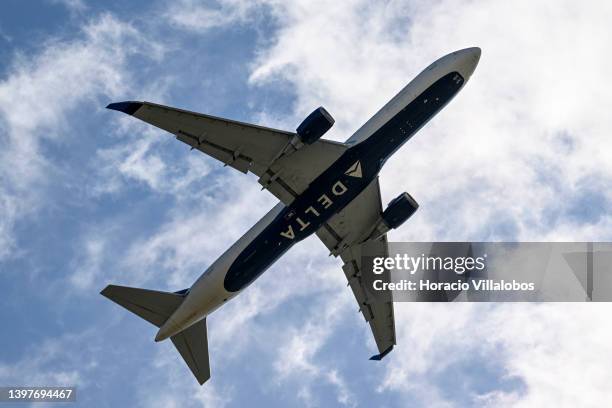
155,49 -> 480,341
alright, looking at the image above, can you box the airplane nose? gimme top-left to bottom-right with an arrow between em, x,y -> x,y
468,47 -> 481,59
468,47 -> 481,66
455,47 -> 481,79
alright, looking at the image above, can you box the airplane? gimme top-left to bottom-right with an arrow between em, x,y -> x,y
101,47 -> 481,385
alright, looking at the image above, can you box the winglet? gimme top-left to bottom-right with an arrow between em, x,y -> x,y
369,345 -> 394,361
106,101 -> 143,115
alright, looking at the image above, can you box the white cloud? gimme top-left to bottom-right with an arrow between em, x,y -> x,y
136,346 -> 233,408
91,125 -> 215,197
380,303 -> 612,407
93,134 -> 168,195
0,14 -> 164,261
163,0 -> 265,32
272,291 -> 357,407
49,0 -> 87,13
0,331 -> 97,388
69,236 -> 106,290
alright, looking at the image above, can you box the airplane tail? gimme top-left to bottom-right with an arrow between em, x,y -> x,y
100,284 -> 211,385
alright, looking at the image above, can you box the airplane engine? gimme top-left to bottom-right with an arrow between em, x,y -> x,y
368,192 -> 419,241
296,107 -> 335,144
382,192 -> 419,229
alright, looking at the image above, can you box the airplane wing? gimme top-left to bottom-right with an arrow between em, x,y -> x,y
107,101 -> 347,204
316,177 -> 396,359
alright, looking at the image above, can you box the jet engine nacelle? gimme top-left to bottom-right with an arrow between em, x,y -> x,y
367,192 -> 419,241
382,192 -> 419,229
296,107 -> 335,145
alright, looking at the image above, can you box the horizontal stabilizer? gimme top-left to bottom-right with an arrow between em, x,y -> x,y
100,284 -> 185,328
171,318 -> 211,385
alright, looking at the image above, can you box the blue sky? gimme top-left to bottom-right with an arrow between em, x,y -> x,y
1,0 -> 612,407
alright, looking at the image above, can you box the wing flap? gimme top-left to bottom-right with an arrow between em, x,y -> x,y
342,260 -> 374,321
133,102 -> 290,174
315,178 -> 396,357
338,238 -> 396,354
176,130 -> 253,174
107,101 -> 348,204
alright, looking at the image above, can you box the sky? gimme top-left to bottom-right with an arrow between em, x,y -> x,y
1,0 -> 611,407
